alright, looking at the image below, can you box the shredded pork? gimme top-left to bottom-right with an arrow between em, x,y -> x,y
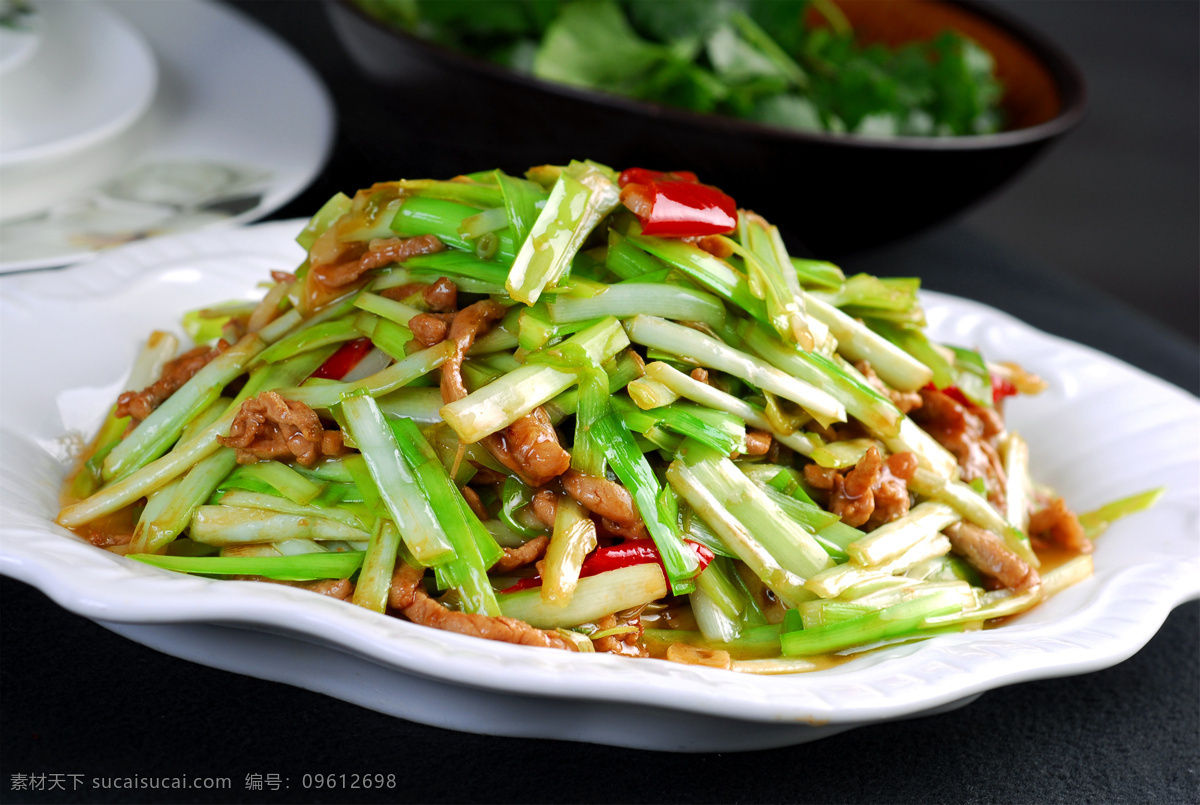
409,312 -> 454,346
493,535 -> 550,573
219,391 -> 348,466
1029,496 -> 1093,554
855,360 -> 923,415
561,470 -> 647,538
380,276 -> 458,313
115,340 -> 230,422
460,485 -> 489,521
911,387 -> 1007,509
592,612 -> 648,658
440,300 -> 570,487
531,489 -> 559,529
741,430 -> 773,456
945,521 -> 1040,591
484,409 -> 572,488
388,562 -> 576,650
804,447 -> 917,530
313,234 -> 445,289
422,277 -> 458,311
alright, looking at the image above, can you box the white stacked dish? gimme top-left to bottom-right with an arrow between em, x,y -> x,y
0,0 -> 43,75
0,0 -> 158,223
0,0 -> 334,273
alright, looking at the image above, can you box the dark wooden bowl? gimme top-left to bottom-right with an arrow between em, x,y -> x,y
324,0 -> 1085,258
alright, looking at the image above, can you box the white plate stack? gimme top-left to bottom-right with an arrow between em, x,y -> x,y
0,0 -> 334,273
0,0 -> 158,223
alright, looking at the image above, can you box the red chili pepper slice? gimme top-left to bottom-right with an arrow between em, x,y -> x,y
618,168 -> 700,186
617,168 -> 737,238
926,376 -> 1020,408
499,577 -> 544,594
312,337 -> 373,380
499,539 -> 714,594
991,376 -> 1018,403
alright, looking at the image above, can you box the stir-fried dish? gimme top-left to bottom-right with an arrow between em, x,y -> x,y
57,161 -> 1160,674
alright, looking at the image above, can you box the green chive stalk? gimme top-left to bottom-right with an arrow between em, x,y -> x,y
131,448 -> 240,554
541,496 -> 598,606
735,211 -> 820,349
667,459 -> 811,605
459,206 -> 509,239
805,533 -> 953,598
571,366 -> 610,478
506,164 -> 620,304
694,558 -> 747,623
547,282 -> 727,330
213,490 -> 370,531
228,460 -> 326,505
103,335 -> 264,483
641,623 -> 784,659
1077,488 -> 1166,539
626,234 -> 770,326
691,586 -> 741,643
375,387 -> 446,424
1001,431 -> 1032,532
130,551 -> 365,581
780,590 -> 964,656
189,506 -> 372,546
284,341 -> 455,410
353,292 -> 423,328
803,294 -> 932,391
390,196 -> 517,260
339,395 -> 456,566
909,467 -> 1038,567
593,410 -> 701,595
356,316 -> 413,361
389,417 -> 502,615
296,193 -> 352,251
814,274 -> 922,318
846,501 -> 962,566
625,376 -> 680,409
254,315 -> 364,366
351,519 -> 403,613
400,250 -> 514,288
790,257 -> 844,290
59,349 -> 330,528
753,482 -> 855,560
625,315 -> 845,427
642,361 -> 822,456
440,316 -> 629,444
683,451 -> 834,579
499,477 -> 547,539
606,229 -> 666,279
496,170 -> 550,245
498,563 -> 668,629
518,302 -> 603,352
742,321 -> 902,437
866,318 -> 956,390
612,396 -> 739,457
397,178 -> 504,208
925,555 -> 1094,628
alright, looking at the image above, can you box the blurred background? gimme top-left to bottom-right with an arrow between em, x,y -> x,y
961,0 -> 1198,342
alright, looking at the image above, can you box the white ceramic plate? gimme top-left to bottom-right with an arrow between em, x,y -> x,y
1,221 -> 1197,752
0,0 -> 333,272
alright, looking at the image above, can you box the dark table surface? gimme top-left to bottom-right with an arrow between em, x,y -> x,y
2,3 -> 1198,804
